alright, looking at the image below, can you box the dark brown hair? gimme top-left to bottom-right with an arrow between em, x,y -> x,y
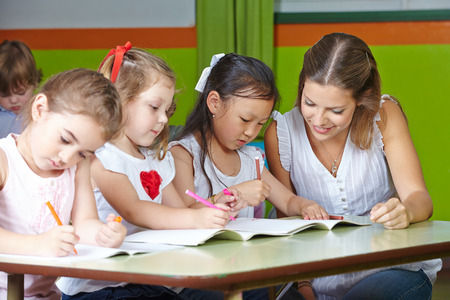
0,40 -> 42,96
297,32 -> 381,149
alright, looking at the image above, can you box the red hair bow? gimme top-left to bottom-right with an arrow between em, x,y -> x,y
98,41 -> 132,83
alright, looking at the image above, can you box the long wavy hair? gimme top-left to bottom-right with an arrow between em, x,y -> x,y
297,32 -> 382,149
0,40 -> 42,96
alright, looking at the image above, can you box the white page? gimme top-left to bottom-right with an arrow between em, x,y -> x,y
0,243 -> 180,262
123,216 -> 372,246
125,228 -> 224,246
225,218 -> 323,234
225,216 -> 372,233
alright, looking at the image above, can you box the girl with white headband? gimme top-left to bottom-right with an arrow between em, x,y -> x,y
170,52 -> 324,299
170,53 -> 327,224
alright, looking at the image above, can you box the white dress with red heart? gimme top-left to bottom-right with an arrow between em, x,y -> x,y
93,142 -> 175,235
56,142 -> 178,296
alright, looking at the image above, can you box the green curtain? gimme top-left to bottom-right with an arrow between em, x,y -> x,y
196,0 -> 274,74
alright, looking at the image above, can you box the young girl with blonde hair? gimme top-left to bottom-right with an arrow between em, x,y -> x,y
0,68 -> 126,299
57,42 -> 232,300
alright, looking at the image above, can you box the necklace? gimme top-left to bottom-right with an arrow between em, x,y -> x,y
330,157 -> 340,177
320,140 -> 345,177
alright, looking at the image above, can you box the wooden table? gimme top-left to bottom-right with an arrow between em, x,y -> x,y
2,221 -> 450,299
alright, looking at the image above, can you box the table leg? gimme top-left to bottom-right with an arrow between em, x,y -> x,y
224,290 -> 243,300
7,274 -> 24,300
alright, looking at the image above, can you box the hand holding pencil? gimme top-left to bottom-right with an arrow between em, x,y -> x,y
44,201 -> 80,257
184,189 -> 235,227
95,213 -> 127,248
186,190 -> 236,221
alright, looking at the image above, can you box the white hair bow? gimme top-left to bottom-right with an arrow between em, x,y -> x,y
195,53 -> 225,92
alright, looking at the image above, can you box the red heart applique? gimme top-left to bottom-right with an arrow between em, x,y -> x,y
140,170 -> 162,200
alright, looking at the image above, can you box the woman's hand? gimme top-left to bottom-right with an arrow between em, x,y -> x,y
370,197 -> 411,229
298,198 -> 329,220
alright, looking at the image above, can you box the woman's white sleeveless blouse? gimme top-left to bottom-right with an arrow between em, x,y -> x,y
273,99 -> 441,299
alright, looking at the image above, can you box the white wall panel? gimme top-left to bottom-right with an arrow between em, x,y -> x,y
0,0 -> 195,29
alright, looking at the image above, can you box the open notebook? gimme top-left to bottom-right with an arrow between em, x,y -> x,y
125,215 -> 372,246
0,242 -> 181,262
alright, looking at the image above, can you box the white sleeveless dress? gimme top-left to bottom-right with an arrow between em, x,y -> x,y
0,134 -> 75,300
57,142 -> 176,295
169,134 -> 265,218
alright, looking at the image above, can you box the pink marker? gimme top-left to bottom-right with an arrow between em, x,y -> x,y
223,188 -> 232,196
185,189 -> 236,221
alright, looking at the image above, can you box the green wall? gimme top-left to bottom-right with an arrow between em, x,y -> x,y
274,45 -> 450,221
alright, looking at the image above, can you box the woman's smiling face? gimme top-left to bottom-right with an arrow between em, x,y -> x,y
300,79 -> 357,142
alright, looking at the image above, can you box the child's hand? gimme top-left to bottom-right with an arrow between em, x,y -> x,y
194,206 -> 230,229
229,180 -> 270,210
95,213 -> 127,248
213,188 -> 239,209
39,225 -> 79,257
370,197 -> 410,229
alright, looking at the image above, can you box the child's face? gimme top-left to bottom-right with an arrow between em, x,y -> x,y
124,77 -> 175,147
0,86 -> 34,114
27,103 -> 106,174
300,79 -> 357,142
213,96 -> 274,150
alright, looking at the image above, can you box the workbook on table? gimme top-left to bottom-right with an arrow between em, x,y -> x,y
124,216 -> 372,246
0,242 -> 180,262
67,242 -> 181,260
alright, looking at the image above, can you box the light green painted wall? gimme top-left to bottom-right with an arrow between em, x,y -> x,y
274,45 -> 450,221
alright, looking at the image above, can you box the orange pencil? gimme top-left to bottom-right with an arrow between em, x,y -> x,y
45,201 -> 78,255
255,157 -> 261,180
